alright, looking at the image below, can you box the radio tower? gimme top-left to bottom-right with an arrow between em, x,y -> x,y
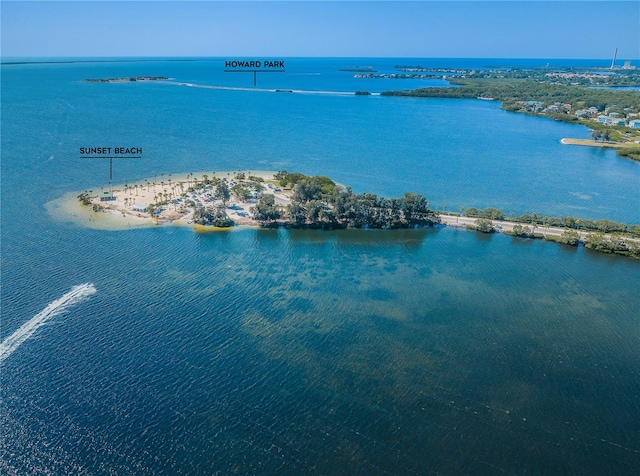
610,48 -> 618,69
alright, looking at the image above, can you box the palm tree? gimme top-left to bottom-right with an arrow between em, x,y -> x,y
458,206 -> 464,224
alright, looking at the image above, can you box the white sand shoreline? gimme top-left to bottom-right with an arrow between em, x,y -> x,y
47,170 -> 289,231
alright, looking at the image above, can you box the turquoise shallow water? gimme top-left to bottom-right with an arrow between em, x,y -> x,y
1,58 -> 640,474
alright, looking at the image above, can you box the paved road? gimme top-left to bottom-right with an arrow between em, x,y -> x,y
439,215 -> 588,240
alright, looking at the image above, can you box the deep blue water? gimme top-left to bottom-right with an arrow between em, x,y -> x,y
2,58 -> 639,475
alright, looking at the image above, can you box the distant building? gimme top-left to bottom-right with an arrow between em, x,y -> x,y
523,100 -> 544,112
598,115 -> 625,126
132,203 -> 148,213
628,119 -> 640,129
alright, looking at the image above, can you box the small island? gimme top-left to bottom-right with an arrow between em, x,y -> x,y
85,76 -> 168,83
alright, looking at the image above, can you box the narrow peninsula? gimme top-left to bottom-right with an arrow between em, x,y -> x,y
63,170 -> 640,259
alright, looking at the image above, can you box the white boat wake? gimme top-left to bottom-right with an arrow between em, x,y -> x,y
0,283 -> 97,364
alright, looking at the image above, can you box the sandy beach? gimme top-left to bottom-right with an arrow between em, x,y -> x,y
47,171 -> 292,230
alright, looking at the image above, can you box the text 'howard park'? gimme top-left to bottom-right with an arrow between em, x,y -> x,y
225,60 -> 285,69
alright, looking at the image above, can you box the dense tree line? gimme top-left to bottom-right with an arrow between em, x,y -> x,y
391,66 -> 640,87
460,207 -> 640,258
583,232 -> 640,257
381,78 -> 640,113
461,206 -> 639,236
252,171 -> 440,229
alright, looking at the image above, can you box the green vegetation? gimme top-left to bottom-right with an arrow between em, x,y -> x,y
466,218 -> 495,233
464,207 -> 505,220
381,77 -> 640,160
391,65 -> 640,87
458,205 -> 640,258
252,171 -> 440,230
545,229 -> 581,246
77,192 -> 92,206
382,78 -> 640,112
192,205 -> 234,227
584,232 -> 640,257
214,182 -> 230,206
231,180 -> 264,202
251,194 -> 282,225
509,224 -> 540,239
617,146 -> 640,161
77,171 -> 639,259
463,206 -> 638,236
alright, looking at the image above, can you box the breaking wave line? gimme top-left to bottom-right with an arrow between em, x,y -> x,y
0,283 -> 97,364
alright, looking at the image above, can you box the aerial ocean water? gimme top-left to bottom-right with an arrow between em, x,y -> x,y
1,58 -> 639,474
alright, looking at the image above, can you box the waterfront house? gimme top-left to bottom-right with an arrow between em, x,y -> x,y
132,203 -> 148,213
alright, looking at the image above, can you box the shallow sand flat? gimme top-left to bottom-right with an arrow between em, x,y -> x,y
46,192 -> 156,230
560,138 -> 630,149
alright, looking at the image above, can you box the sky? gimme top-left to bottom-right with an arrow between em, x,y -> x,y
1,1 -> 639,59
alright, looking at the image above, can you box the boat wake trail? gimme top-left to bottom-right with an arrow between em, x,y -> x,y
0,283 -> 97,364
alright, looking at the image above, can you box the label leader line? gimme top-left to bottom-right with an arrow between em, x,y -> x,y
224,60 -> 286,86
80,147 -> 142,180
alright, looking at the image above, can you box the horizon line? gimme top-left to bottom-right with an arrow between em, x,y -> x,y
3,55 -> 638,61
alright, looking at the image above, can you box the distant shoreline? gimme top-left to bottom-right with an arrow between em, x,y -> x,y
85,76 -> 168,83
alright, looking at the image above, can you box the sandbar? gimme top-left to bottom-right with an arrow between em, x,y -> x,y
560,138 -> 630,149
